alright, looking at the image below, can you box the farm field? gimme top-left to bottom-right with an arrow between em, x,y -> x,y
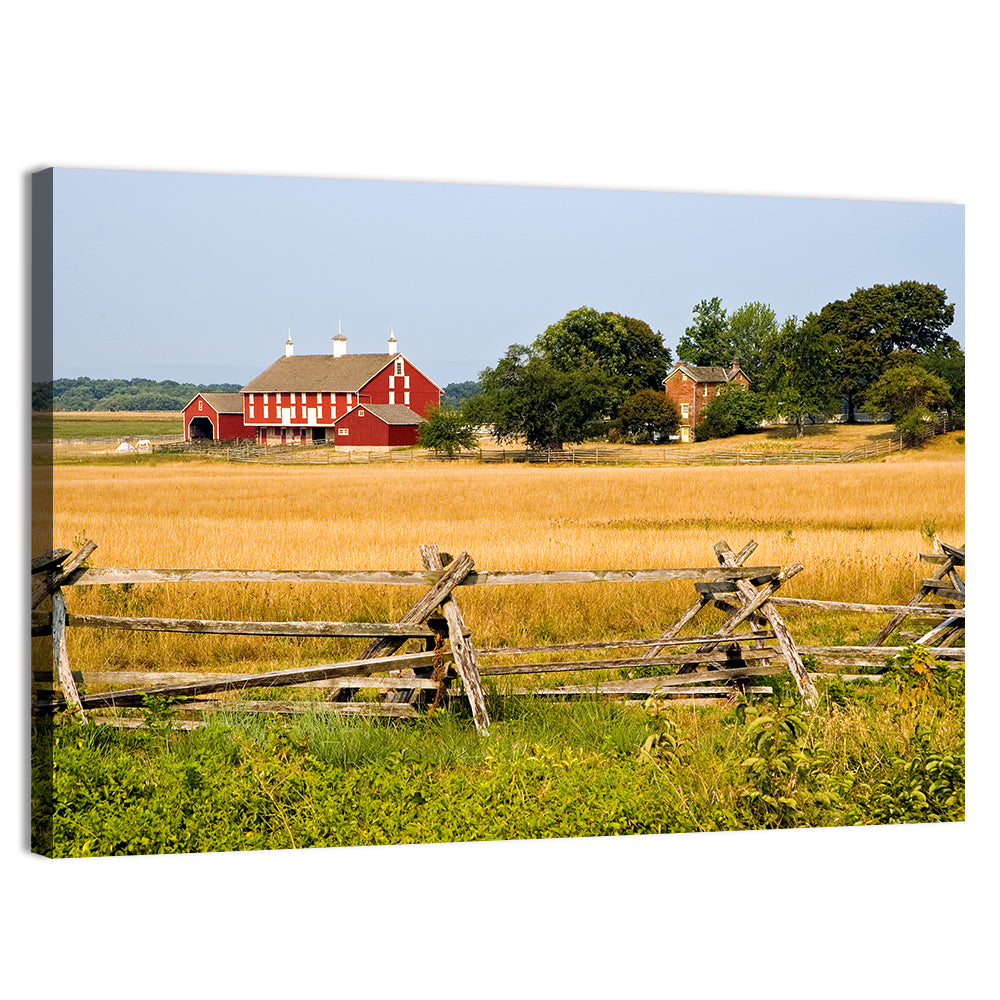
34,410 -> 184,441
32,446 -> 965,856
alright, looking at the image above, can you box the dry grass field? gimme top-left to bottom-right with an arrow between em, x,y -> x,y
36,438 -> 965,679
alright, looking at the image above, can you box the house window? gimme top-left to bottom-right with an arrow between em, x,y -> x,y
338,427 -> 349,436
681,403 -> 690,419
703,385 -> 709,397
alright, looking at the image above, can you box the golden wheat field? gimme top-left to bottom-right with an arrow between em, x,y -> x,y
34,444 -> 965,678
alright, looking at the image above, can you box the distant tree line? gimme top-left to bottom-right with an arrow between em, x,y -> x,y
32,377 -> 243,412
419,282 -> 964,453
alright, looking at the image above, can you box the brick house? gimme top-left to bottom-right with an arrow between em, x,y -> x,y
663,361 -> 750,442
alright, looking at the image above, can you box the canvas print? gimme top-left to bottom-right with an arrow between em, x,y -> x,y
31,168 -> 965,857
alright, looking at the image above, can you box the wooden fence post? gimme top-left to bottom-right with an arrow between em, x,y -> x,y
420,544 -> 490,736
50,588 -> 87,723
715,540 -> 819,707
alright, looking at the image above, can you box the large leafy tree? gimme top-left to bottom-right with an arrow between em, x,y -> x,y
676,297 -> 730,367
676,298 -> 777,384
468,345 -> 613,451
726,301 -> 778,383
819,282 -> 956,421
760,314 -> 839,437
533,307 -> 672,410
615,389 -> 680,444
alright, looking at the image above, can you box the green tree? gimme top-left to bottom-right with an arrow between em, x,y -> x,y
533,306 -> 672,411
818,282 -> 956,422
862,364 -> 954,438
726,301 -> 777,383
676,297 -> 729,367
469,345 -> 612,450
694,385 -> 766,441
917,339 -> 965,410
615,389 -> 680,443
760,314 -> 839,437
417,404 -> 479,457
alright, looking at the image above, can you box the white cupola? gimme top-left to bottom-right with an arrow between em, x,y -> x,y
388,326 -> 398,356
285,331 -> 294,357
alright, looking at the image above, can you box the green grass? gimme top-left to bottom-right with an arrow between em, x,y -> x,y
34,412 -> 183,441
33,663 -> 964,857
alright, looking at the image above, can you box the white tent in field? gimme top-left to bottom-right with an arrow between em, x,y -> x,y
114,441 -> 135,453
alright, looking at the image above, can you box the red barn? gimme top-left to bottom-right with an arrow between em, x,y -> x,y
239,331 -> 440,448
663,361 -> 751,442
182,392 -> 255,442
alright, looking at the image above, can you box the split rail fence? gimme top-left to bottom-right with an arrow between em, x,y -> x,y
32,536 -> 964,734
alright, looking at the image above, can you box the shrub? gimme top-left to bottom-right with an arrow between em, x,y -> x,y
694,386 -> 766,440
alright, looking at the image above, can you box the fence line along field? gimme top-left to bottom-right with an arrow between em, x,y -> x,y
37,458 -> 964,683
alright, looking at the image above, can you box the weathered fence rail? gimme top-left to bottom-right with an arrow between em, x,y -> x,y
32,535 -> 964,732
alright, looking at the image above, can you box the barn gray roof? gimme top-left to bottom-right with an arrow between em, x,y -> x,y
241,354 -> 395,393
196,392 -> 245,413
340,403 -> 426,425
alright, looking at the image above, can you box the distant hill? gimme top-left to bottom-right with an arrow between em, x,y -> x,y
441,380 -> 481,408
33,377 -> 243,412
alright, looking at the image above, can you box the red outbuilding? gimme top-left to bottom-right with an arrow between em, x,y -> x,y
182,392 -> 255,442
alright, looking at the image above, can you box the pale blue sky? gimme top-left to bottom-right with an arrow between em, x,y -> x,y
48,167 -> 964,388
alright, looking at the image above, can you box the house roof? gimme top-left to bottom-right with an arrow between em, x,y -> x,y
187,392 -> 245,413
335,403 -> 426,426
241,354 -> 398,393
664,364 -> 750,385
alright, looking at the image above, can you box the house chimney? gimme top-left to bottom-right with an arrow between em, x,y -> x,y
285,331 -> 294,358
388,326 -> 398,356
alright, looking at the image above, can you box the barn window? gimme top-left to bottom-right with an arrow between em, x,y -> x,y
249,403 -> 255,419
358,409 -> 365,417
404,376 -> 410,389
395,359 -> 404,376
388,391 -> 395,404
264,405 -> 269,419
338,427 -> 349,436
347,394 -> 353,406
404,391 -> 410,405
198,400 -> 203,411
